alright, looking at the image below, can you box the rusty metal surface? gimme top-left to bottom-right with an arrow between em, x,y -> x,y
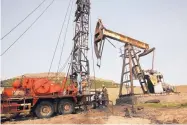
1,99 -> 31,118
94,19 -> 157,96
71,0 -> 91,91
104,29 -> 149,50
94,19 -> 153,60
119,44 -> 149,96
138,47 -> 155,57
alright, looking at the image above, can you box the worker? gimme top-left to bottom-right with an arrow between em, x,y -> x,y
102,84 -> 108,95
77,72 -> 82,94
101,84 -> 108,107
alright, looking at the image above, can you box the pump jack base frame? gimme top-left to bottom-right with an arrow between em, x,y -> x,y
115,92 -> 180,105
116,95 -> 137,105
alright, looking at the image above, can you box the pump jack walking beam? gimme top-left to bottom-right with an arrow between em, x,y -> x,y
94,19 -> 155,60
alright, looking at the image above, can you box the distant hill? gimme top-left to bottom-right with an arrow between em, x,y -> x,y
1,72 -> 117,89
1,72 -> 186,93
15,72 -> 114,82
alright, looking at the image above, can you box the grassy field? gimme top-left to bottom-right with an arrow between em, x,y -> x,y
175,85 -> 187,93
105,86 -> 187,104
1,72 -> 186,98
0,72 -> 118,89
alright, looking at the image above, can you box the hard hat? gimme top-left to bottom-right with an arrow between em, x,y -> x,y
102,84 -> 105,87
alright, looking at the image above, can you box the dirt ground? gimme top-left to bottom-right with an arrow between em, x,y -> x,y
141,107 -> 187,124
2,93 -> 187,124
2,104 -> 187,124
2,106 -> 151,124
106,88 -> 187,104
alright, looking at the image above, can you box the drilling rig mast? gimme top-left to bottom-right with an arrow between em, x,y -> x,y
71,0 -> 91,93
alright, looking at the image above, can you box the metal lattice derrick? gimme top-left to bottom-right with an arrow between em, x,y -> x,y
71,0 -> 91,92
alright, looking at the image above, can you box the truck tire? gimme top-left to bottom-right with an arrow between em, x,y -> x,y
58,99 -> 75,115
35,101 -> 54,118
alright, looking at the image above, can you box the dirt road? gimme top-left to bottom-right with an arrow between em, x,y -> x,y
2,105 -> 187,124
2,92 -> 187,124
2,107 -> 151,124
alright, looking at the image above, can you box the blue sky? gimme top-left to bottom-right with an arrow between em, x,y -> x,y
1,0 -> 187,85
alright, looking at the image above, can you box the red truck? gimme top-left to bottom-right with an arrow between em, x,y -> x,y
1,76 -> 93,119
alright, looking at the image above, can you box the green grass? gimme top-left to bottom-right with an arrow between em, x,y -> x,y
180,103 -> 187,107
137,102 -> 187,108
1,78 -> 17,87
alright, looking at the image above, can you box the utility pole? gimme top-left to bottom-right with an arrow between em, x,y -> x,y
71,0 -> 91,93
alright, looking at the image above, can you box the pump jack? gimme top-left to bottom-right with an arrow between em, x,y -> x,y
94,19 -> 155,96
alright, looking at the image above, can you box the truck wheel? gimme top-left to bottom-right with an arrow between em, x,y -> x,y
58,99 -> 75,115
35,101 -> 54,118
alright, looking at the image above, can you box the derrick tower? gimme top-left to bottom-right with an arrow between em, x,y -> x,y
71,0 -> 91,91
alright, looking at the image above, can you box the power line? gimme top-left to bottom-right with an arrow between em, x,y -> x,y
89,12 -> 96,91
1,0 -> 47,40
0,0 -> 55,57
49,51 -> 72,80
48,0 -> 72,76
59,51 -> 72,73
56,0 -> 74,74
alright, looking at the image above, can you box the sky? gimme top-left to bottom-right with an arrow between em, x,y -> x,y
1,0 -> 187,85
